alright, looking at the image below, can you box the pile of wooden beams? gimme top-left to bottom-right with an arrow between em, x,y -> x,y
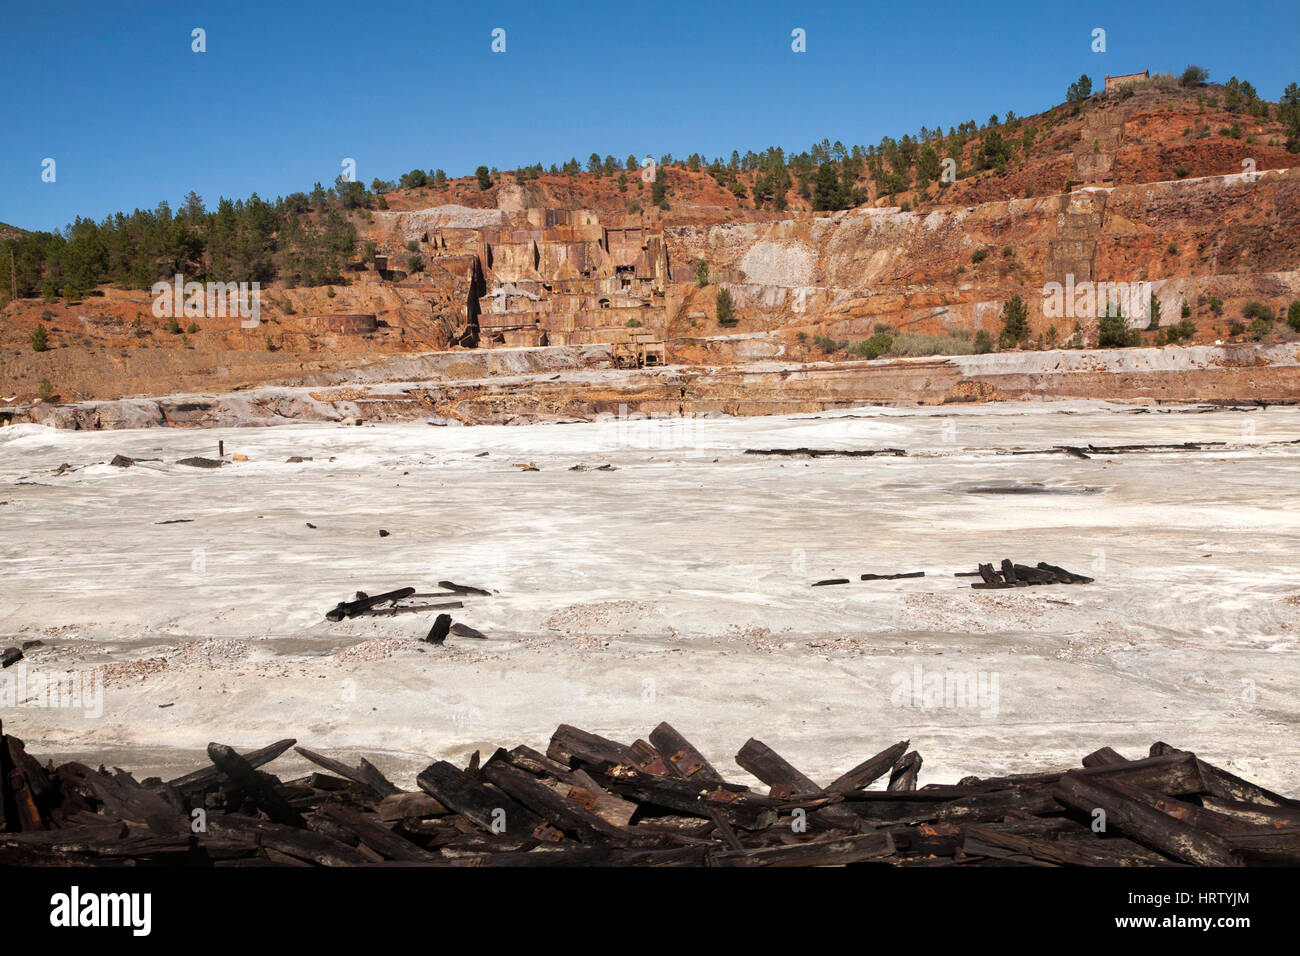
966,559 -> 1094,589
2,720 -> 1296,866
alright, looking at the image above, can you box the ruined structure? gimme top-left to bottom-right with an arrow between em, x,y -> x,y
1104,70 -> 1150,92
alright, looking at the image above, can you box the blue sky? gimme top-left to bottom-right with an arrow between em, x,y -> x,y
2,0 -> 1297,232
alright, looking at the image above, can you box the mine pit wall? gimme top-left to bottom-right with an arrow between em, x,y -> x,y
662,168 -> 1300,339
6,344 -> 1299,430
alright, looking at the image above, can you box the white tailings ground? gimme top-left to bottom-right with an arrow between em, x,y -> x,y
1,400 -> 1298,792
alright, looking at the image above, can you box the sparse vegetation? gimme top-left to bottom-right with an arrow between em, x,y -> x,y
716,287 -> 736,327
998,295 -> 1030,348
695,260 -> 709,286
38,378 -> 54,402
30,323 -> 49,351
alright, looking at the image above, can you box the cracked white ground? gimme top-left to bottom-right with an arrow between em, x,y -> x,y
1,399 -> 1297,791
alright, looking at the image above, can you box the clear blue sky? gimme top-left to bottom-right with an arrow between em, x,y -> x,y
2,0 -> 1296,232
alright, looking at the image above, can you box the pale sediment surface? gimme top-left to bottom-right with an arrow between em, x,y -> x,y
1,400 -> 1298,793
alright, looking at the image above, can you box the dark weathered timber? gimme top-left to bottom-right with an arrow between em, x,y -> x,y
1052,773 -> 1241,867
860,571 -> 925,580
325,586 -> 416,621
450,623 -> 488,639
437,580 -> 493,596
204,816 -> 372,866
736,738 -> 822,794
444,844 -> 709,867
1000,559 -> 1021,585
416,760 -> 544,837
812,578 -> 851,587
887,751 -> 923,791
292,747 -> 401,798
588,767 -> 779,831
744,447 -> 906,458
964,826 -> 1180,867
425,613 -> 453,644
360,601 -> 462,617
977,563 -> 1002,585
82,765 -> 189,835
1036,561 -> 1094,584
710,831 -> 896,867
378,792 -> 447,821
166,738 -> 296,793
547,724 -> 643,770
647,725 -> 741,850
1082,746 -> 1130,768
889,822 -> 964,858
1198,795 -> 1300,828
206,744 -> 304,828
480,761 -> 624,844
962,753 -> 1206,796
316,802 -> 438,862
649,722 -> 725,785
827,740 -> 910,793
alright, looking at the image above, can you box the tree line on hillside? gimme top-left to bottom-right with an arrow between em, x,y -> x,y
4,72 -> 1297,301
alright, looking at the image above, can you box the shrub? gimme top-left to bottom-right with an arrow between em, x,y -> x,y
715,287 -> 736,327
1181,301 -> 1192,319
1174,165 -> 1190,178
1228,320 -> 1246,337
1242,301 -> 1275,323
998,294 -> 1030,348
38,378 -> 54,401
187,321 -> 200,333
165,316 -> 181,334
30,323 -> 49,351
814,335 -> 845,353
406,254 -> 424,273
695,260 -> 709,286
625,318 -> 641,328
1001,246 -> 1014,258
971,248 -> 989,264
1098,305 -> 1134,347
265,335 -> 277,351
475,166 -> 492,190
62,284 -> 79,302
1288,301 -> 1300,331
1207,296 -> 1223,315
1167,242 -> 1180,256
974,329 -> 995,353
1181,65 -> 1209,87
851,331 -> 894,359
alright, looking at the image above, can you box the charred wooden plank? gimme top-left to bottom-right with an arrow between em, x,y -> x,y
378,792 -> 447,821
547,724 -> 642,770
649,722 -> 725,785
166,738 -> 296,792
827,740 -> 910,794
325,586 -> 416,621
316,802 -> 438,862
445,844 -> 708,867
437,580 -> 493,596
709,830 -> 895,867
1052,773 -> 1240,866
416,760 -> 545,838
205,815 -> 372,866
965,826 -> 1179,866
589,767 -> 778,831
1081,746 -> 1130,768
888,751 -> 923,791
292,746 -> 401,799
479,761 -> 623,844
206,743 -> 304,827
736,738 -> 822,794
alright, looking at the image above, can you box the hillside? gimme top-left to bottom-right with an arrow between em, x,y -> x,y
2,73 -> 1299,406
